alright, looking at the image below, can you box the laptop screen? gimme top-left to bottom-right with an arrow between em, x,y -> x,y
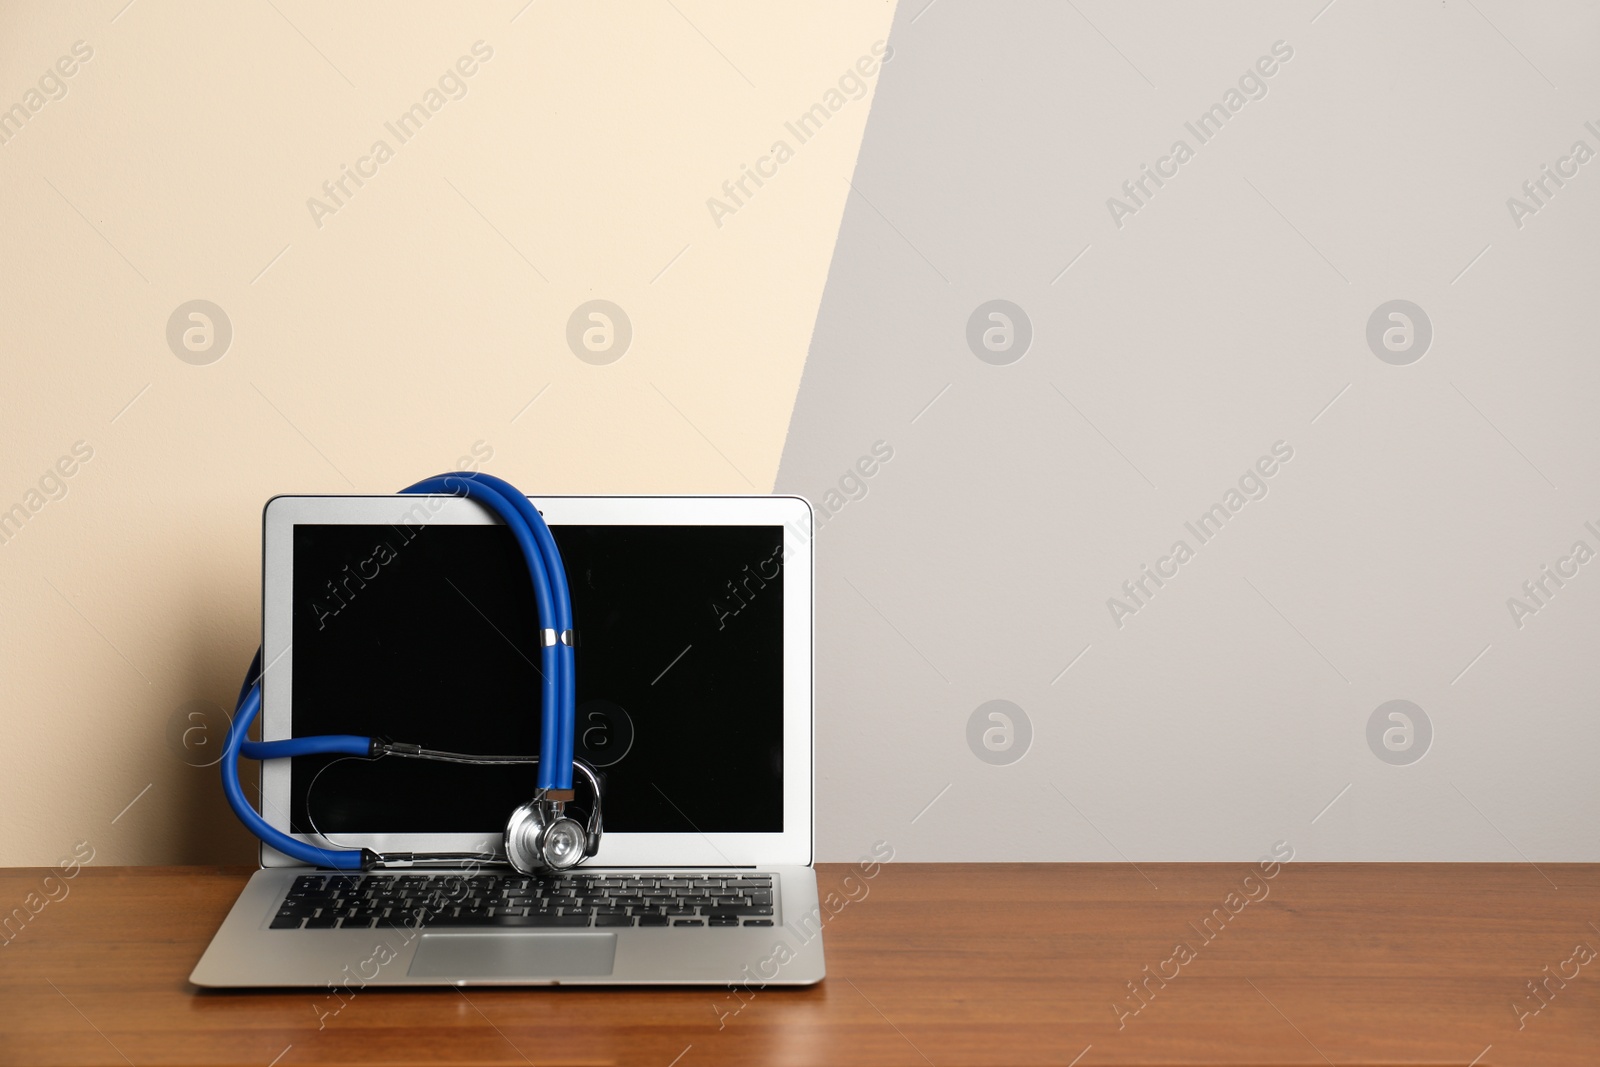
284,522 -> 786,838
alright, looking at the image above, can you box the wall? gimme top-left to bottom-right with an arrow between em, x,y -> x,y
5,1 -> 1597,869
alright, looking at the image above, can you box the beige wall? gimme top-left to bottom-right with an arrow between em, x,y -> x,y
0,2 -> 895,866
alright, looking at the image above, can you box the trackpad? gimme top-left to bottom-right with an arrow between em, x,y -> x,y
408,932 -> 617,979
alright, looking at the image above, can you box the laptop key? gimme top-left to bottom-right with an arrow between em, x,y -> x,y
421,911 -> 468,927
673,919 -> 705,926
473,914 -> 538,927
637,915 -> 670,927
270,915 -> 305,929
745,919 -> 774,926
708,916 -> 739,927
527,913 -> 591,927
706,906 -> 773,918
594,914 -> 634,927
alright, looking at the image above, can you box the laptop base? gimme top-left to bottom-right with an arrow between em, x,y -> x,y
190,866 -> 824,987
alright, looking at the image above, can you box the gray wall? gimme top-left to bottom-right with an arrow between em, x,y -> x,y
778,0 -> 1600,863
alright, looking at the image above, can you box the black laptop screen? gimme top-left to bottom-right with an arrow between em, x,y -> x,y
283,521 -> 786,836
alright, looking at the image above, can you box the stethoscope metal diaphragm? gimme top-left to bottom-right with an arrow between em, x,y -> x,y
502,759 -> 604,874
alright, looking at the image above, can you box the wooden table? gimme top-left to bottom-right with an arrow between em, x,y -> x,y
1,863 -> 1594,1065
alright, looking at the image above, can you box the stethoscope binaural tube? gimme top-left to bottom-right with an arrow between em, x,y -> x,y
462,471 -> 577,787
399,472 -> 566,782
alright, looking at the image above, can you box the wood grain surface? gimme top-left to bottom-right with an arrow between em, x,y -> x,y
0,863 -> 1595,1065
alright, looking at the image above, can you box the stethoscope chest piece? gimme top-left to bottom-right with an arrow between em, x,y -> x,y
503,760 -> 604,874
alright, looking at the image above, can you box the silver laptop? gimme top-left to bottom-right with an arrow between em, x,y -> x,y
191,493 -> 824,987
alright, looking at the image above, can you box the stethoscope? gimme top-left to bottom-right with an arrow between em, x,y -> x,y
220,471 -> 602,874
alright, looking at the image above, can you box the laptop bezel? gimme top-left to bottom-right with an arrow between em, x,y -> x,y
257,493 -> 814,870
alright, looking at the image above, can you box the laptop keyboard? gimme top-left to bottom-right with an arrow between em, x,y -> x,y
271,872 -> 776,930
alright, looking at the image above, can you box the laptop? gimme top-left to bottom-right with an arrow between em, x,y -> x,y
190,492 -> 824,987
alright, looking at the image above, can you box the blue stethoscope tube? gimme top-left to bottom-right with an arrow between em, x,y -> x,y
220,471 -> 575,870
